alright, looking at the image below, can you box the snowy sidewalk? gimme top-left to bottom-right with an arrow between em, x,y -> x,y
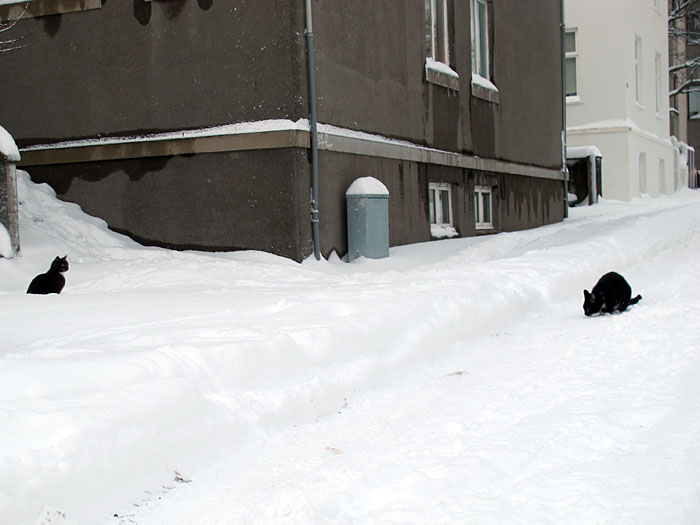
1,173 -> 700,524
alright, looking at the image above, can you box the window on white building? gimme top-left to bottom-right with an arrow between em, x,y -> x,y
565,29 -> 578,98
690,91 -> 700,117
474,186 -> 493,230
635,35 -> 643,105
655,52 -> 662,114
639,153 -> 648,194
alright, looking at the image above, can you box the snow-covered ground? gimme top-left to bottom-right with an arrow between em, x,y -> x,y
1,171 -> 700,524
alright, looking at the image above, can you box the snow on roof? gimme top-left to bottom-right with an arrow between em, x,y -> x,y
0,125 -> 20,162
567,145 -> 603,159
346,176 -> 389,196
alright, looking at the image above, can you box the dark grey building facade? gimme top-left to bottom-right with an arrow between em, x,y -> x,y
0,0 -> 566,261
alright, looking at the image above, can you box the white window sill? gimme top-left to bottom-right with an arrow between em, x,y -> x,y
425,58 -> 460,91
566,95 -> 582,105
475,224 -> 495,231
471,73 -> 500,103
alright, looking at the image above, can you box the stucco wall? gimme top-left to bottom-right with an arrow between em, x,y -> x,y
312,0 -> 563,169
27,149 -> 313,261
317,150 -> 564,258
0,0 -> 306,144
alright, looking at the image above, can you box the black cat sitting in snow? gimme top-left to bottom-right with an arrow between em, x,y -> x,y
27,256 -> 69,295
583,271 -> 641,316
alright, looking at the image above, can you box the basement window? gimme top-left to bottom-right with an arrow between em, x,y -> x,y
429,182 -> 458,238
474,185 -> 493,230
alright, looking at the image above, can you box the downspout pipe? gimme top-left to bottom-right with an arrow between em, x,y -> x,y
561,0 -> 569,218
305,0 -> 321,260
588,151 -> 598,204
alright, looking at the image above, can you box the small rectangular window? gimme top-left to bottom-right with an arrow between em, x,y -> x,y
471,0 -> 490,79
639,153 -> 647,194
655,52 -> 662,114
429,0 -> 450,66
474,186 -> 493,229
429,182 -> 457,238
565,30 -> 578,98
635,35 -> 643,104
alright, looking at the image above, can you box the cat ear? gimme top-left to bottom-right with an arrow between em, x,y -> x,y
584,290 -> 590,300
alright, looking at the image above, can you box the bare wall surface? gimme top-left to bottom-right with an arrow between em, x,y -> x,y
27,149 -> 313,261
318,150 -> 564,258
0,0 -> 306,144
312,0 -> 563,169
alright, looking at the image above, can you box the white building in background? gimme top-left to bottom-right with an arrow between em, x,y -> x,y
565,0 -> 677,201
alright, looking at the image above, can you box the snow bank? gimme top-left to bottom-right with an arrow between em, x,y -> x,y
0,223 -> 11,258
1,171 -> 700,524
0,124 -> 20,162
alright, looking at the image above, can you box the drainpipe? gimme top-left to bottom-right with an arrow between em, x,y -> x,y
305,0 -> 321,260
588,150 -> 598,204
561,0 -> 569,218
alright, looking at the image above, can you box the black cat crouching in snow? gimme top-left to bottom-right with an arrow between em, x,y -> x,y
27,256 -> 69,295
583,271 -> 641,316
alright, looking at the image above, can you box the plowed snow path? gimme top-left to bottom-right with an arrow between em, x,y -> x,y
126,201 -> 700,525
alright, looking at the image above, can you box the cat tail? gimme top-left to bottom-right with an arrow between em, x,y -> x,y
629,294 -> 642,305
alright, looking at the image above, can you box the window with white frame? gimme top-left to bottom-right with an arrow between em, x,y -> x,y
655,52 -> 662,114
471,0 -> 489,79
639,153 -> 647,194
565,29 -> 578,98
635,35 -> 643,105
690,91 -> 700,117
424,0 -> 458,90
429,182 -> 458,238
474,186 -> 493,229
429,0 -> 450,66
429,182 -> 453,226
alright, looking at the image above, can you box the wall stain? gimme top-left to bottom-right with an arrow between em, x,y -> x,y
43,15 -> 62,39
133,0 -> 151,25
162,0 -> 186,20
29,156 -> 171,194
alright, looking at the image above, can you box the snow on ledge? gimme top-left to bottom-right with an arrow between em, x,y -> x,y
0,223 -> 11,258
567,146 -> 603,159
471,73 -> 499,93
431,224 -> 458,239
0,125 -> 20,162
425,58 -> 460,79
22,119 -> 312,152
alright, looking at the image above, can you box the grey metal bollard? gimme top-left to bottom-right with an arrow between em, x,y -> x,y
346,177 -> 389,262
